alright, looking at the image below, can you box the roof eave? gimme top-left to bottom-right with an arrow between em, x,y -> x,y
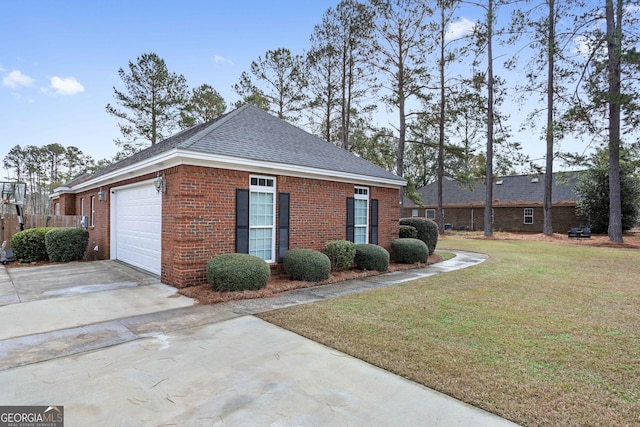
59,149 -> 406,193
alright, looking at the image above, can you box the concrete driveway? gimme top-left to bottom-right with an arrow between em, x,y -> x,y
0,255 -> 520,426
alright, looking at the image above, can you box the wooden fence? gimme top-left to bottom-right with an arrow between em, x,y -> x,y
1,213 -> 81,249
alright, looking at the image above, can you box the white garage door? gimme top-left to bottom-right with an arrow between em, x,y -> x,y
112,182 -> 162,275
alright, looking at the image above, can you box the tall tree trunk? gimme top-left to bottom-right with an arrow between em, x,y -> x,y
543,0 -> 555,236
437,3 -> 446,234
151,88 -> 157,145
345,54 -> 354,151
341,46 -> 349,150
325,77 -> 332,142
606,0 -> 623,242
484,0 -> 494,237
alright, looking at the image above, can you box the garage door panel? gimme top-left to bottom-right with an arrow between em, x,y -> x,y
113,183 -> 162,275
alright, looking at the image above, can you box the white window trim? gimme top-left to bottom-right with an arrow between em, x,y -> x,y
524,208 -> 534,225
354,186 -> 369,244
425,209 -> 435,220
80,197 -> 85,217
411,209 -> 418,217
90,196 -> 95,227
250,175 -> 276,263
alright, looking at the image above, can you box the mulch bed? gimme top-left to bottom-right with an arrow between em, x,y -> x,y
179,253 -> 443,305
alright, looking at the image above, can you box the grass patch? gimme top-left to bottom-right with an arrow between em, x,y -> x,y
435,250 -> 456,261
259,237 -> 640,426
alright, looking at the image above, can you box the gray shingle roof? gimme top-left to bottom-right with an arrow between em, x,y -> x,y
406,172 -> 583,207
66,104 -> 404,187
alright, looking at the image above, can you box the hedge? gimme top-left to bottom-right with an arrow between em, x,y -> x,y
354,244 -> 389,272
10,227 -> 55,263
324,240 -> 356,271
45,227 -> 89,262
399,217 -> 438,255
206,253 -> 270,292
283,249 -> 331,281
399,225 -> 418,239
392,238 -> 429,264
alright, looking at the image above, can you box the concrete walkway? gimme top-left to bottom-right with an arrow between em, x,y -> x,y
0,252 -> 521,426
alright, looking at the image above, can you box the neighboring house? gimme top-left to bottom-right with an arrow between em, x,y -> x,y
403,172 -> 582,233
51,105 -> 405,288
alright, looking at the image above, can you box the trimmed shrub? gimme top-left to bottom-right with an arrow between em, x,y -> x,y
399,225 -> 418,239
324,240 -> 356,271
392,238 -> 429,264
399,217 -> 439,255
206,253 -> 270,292
354,244 -> 389,272
283,249 -> 331,282
11,227 -> 55,263
45,228 -> 90,262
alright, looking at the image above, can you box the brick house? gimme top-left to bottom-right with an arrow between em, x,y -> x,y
403,172 -> 582,233
51,105 -> 405,288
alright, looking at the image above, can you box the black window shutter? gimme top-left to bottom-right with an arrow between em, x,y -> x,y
236,189 -> 249,254
370,199 -> 379,245
278,193 -> 290,262
346,197 -> 355,242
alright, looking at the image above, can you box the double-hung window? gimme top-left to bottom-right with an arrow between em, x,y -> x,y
426,209 -> 435,220
249,175 -> 276,262
524,208 -> 534,224
354,186 -> 369,244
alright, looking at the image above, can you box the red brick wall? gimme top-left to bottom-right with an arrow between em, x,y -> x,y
403,205 -> 578,233
372,186 -> 402,248
53,193 -> 76,215
160,166 -> 246,288
64,165 -> 401,288
61,188 -> 110,260
279,176 -> 349,250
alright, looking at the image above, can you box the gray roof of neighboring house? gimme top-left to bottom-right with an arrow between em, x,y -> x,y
65,104 -> 404,188
405,172 -> 583,207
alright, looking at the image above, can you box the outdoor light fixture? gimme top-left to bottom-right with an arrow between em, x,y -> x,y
154,175 -> 166,194
97,188 -> 105,201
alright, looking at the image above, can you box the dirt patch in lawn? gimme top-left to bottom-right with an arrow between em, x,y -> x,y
179,253 -> 442,305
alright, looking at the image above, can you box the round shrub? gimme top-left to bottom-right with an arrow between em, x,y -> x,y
206,253 -> 270,292
392,238 -> 429,264
399,225 -> 418,239
283,249 -> 331,282
324,240 -> 356,271
11,227 -> 55,263
45,227 -> 90,262
399,217 -> 439,255
354,244 -> 389,272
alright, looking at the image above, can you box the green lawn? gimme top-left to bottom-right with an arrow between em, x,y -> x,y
259,237 -> 640,426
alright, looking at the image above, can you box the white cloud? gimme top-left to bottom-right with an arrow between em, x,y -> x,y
213,55 -> 234,65
50,76 -> 85,95
2,69 -> 35,88
446,18 -> 475,41
573,35 -> 591,57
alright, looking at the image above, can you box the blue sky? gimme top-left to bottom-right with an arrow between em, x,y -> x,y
1,0 -> 344,163
1,0 -> 604,174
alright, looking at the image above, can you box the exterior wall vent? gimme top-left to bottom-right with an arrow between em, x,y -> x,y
496,180 -> 503,185
531,178 -> 539,183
